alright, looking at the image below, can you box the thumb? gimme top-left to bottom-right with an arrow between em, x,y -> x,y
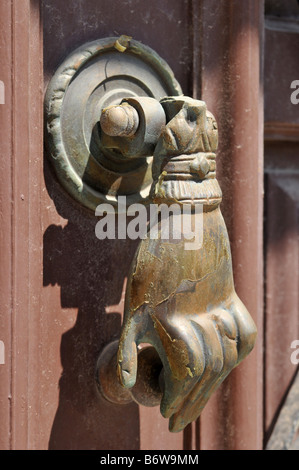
117,319 -> 139,389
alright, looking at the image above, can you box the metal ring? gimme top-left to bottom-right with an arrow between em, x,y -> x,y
45,37 -> 182,212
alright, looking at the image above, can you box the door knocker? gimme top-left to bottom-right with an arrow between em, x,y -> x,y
45,37 -> 257,433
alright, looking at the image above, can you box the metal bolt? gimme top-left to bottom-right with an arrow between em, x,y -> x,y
100,103 -> 139,137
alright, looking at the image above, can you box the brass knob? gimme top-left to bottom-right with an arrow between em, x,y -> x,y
100,103 -> 139,137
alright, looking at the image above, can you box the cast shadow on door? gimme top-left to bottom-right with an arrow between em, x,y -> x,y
43,159 -> 141,450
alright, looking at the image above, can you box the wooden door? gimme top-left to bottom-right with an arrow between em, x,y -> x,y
2,0 -> 295,450
263,0 -> 299,450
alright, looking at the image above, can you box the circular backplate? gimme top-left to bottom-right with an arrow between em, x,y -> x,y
45,37 -> 182,211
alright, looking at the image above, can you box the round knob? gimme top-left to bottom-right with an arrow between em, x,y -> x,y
100,103 -> 139,137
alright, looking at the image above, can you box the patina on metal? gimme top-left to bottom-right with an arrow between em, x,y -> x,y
97,96 -> 257,432
44,37 -> 182,212
96,340 -> 163,408
100,97 -> 167,159
100,103 -> 140,137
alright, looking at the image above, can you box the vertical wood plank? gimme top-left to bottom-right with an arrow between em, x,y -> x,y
0,0 -> 44,449
0,0 -> 13,451
265,173 -> 299,439
199,0 -> 264,450
27,0 -> 43,450
11,0 -> 31,448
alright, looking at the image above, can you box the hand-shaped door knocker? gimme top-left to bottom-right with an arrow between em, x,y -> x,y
96,95 -> 257,432
44,36 -> 256,433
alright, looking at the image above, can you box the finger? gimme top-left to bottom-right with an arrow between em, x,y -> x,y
169,315 -> 225,432
150,313 -> 205,420
117,319 -> 139,389
229,294 -> 257,363
159,339 -> 201,420
169,313 -> 238,432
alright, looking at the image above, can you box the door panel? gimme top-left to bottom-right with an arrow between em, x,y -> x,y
42,0 -> 193,451
199,0 -> 264,450
0,0 -> 44,450
43,0 -> 192,93
265,173 -> 299,436
264,2 -> 299,445
0,0 -> 267,450
0,0 -> 13,451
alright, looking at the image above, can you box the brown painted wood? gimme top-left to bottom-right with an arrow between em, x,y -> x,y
0,0 -> 43,450
264,26 -> 299,126
199,0 -> 264,450
263,3 -> 299,446
0,0 -> 193,450
11,0 -> 35,448
42,0 -> 193,94
265,142 -> 299,171
41,0 -> 193,451
0,0 -> 13,451
264,173 -> 299,439
265,0 -> 299,18
5,0 -> 295,451
265,122 -> 299,142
